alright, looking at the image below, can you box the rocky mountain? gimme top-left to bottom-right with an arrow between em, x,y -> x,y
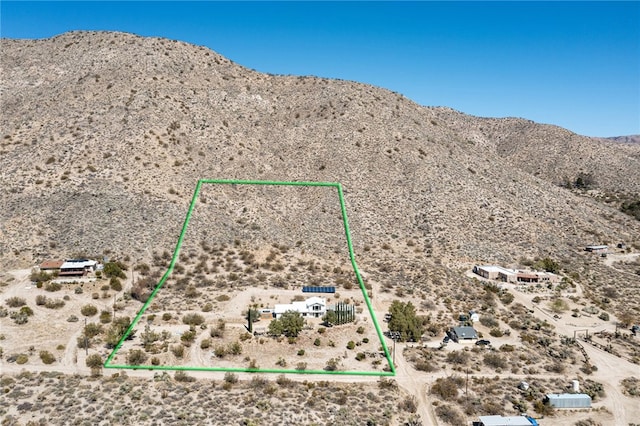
1,31 -> 639,315
606,135 -> 640,145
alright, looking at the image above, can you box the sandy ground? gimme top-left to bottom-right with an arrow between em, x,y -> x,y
2,265 -> 639,425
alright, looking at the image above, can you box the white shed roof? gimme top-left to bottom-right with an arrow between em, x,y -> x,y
478,415 -> 533,426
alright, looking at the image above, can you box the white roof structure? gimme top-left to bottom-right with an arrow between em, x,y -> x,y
274,297 -> 326,316
478,415 -> 534,426
477,265 -> 517,275
60,259 -> 97,270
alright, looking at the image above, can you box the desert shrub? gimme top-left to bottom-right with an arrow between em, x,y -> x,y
35,295 -> 47,306
39,350 -> 56,364
228,341 -> 242,355
346,341 -> 356,350
5,297 -> 26,308
44,282 -> 62,292
174,371 -> 196,382
620,377 -> 640,397
127,349 -> 147,365
10,311 -> 29,324
86,353 -> 103,374
435,404 -> 465,425
202,302 -> 213,312
314,338 -> 321,346
399,396 -> 417,413
84,323 -> 103,338
355,352 -> 366,361
356,326 -> 365,334
499,344 -> 515,352
216,294 -> 230,302
214,346 -> 227,358
484,353 -> 507,370
325,358 -> 339,371
99,310 -> 112,324
549,297 -> 569,313
489,328 -> 504,337
45,298 -> 65,309
480,315 -> 498,328
598,312 -> 610,321
80,304 -> 98,316
171,344 -> 184,358
446,350 -> 469,365
224,372 -> 238,384
210,320 -> 225,338
431,377 -> 460,399
415,360 -> 437,372
182,313 -> 205,326
295,362 -> 307,371
297,349 -> 305,356
19,306 -> 34,316
67,315 -> 79,322
16,354 -> 29,364
499,291 -> 515,305
621,199 -> 640,221
103,261 -> 127,279
109,277 -> 122,291
181,330 -> 196,345
200,338 -> 211,349
30,270 -> 53,283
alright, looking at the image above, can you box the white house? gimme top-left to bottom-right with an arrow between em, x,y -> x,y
273,297 -> 326,318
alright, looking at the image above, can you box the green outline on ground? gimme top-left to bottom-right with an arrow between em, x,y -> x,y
104,179 -> 395,376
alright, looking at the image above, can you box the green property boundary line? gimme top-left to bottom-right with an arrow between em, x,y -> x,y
104,179 -> 395,377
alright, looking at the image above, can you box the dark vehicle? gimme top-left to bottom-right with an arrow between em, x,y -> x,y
443,336 -> 450,343
476,339 -> 491,346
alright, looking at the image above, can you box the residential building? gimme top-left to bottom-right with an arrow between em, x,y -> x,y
59,259 -> 98,277
273,297 -> 326,318
451,326 -> 478,341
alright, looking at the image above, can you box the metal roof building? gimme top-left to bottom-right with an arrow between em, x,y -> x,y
475,415 -> 538,426
546,393 -> 592,408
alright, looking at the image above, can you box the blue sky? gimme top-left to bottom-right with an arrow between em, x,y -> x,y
1,1 -> 638,137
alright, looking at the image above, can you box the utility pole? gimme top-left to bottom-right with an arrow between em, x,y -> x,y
466,368 -> 469,397
84,317 -> 88,356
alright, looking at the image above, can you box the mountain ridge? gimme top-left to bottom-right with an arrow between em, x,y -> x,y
1,31 -> 639,316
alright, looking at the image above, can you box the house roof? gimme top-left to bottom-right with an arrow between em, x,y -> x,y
40,259 -> 64,269
452,326 -> 478,339
273,297 -> 326,315
60,259 -> 97,270
477,265 -> 516,275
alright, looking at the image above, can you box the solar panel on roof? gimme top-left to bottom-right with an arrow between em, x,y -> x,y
302,286 -> 336,293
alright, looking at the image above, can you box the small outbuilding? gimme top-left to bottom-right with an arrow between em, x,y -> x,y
585,245 -> 608,254
545,393 -> 591,409
474,415 -> 538,426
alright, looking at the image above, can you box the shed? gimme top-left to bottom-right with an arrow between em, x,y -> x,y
545,393 -> 591,408
585,245 -> 608,253
475,415 -> 537,426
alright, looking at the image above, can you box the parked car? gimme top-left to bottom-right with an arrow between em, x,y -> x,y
476,339 -> 491,346
443,336 -> 450,343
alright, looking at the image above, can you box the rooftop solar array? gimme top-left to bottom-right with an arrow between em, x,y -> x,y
302,286 -> 336,293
